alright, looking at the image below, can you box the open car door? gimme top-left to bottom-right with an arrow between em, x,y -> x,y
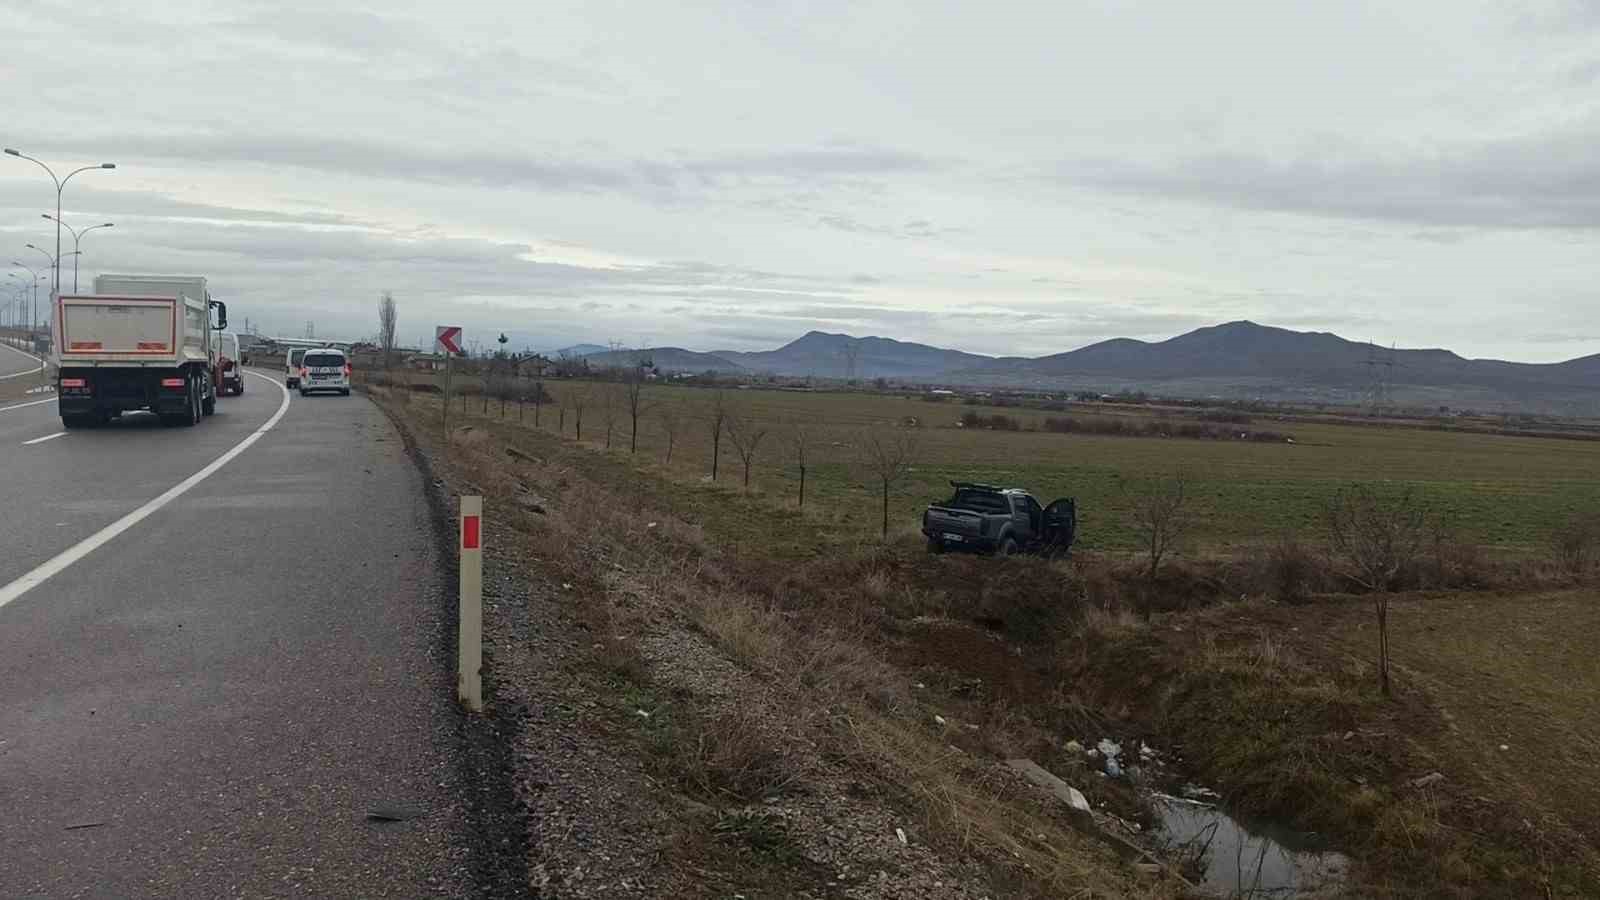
1041,498 -> 1077,557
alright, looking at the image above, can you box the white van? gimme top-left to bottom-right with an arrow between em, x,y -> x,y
298,348 -> 351,396
285,347 -> 308,389
212,332 -> 243,395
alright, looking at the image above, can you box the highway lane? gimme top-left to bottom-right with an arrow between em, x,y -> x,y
0,373 -> 466,898
0,339 -> 46,378
0,381 -> 287,590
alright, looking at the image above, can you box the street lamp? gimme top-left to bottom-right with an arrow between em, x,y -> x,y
3,149 -> 116,303
42,216 -> 113,293
10,264 -> 44,332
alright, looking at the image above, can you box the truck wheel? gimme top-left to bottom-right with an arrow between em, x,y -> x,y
996,538 -> 1018,558
182,375 -> 201,427
927,538 -> 945,555
61,414 -> 93,429
202,388 -> 216,416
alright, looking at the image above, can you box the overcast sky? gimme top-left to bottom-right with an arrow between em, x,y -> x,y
4,1 -> 1598,361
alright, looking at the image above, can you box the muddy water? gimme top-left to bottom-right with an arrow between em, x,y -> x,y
1155,798 -> 1349,897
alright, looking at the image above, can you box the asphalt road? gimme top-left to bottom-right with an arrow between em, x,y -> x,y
0,339 -> 46,379
0,371 -> 468,898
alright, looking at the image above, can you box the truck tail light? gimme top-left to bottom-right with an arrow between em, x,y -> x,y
60,378 -> 86,389
161,377 -> 185,388
299,367 -> 309,379
344,363 -> 352,377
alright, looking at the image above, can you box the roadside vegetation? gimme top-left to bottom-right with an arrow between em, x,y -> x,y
368,370 -> 1600,897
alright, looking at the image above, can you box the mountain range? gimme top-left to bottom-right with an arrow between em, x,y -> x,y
575,321 -> 1600,415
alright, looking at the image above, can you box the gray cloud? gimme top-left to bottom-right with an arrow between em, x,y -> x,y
18,134 -> 937,201
1055,126 -> 1600,228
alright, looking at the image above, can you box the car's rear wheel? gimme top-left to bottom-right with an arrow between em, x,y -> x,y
61,414 -> 94,429
997,537 -> 1018,558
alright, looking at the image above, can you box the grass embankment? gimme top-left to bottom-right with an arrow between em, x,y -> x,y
378,382 -> 1600,897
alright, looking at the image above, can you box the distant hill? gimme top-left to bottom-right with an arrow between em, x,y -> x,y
715,330 -> 994,379
556,322 -> 1599,414
556,343 -> 609,357
581,346 -> 745,373
965,321 -> 1599,407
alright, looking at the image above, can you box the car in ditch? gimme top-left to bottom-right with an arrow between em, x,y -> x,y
922,482 -> 1077,557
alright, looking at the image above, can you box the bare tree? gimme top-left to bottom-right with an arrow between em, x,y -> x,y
724,406 -> 770,488
858,427 -> 918,538
1325,485 -> 1430,697
623,354 -> 652,453
704,390 -> 729,480
1130,471 -> 1191,583
787,421 -> 812,507
599,383 -> 622,449
568,383 -> 592,442
377,291 -> 399,371
658,402 -> 684,464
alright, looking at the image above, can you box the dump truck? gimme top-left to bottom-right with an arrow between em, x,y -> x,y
54,274 -> 228,428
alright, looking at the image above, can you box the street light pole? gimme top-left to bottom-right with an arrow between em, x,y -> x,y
23,247 -> 53,331
4,149 -> 116,304
41,216 -> 112,293
11,263 -> 44,331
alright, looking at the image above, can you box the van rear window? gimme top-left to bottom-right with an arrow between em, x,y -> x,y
304,353 -> 345,367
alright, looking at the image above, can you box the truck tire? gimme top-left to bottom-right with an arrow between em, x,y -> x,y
61,414 -> 94,429
996,537 -> 1018,558
927,538 -> 945,555
181,375 -> 201,427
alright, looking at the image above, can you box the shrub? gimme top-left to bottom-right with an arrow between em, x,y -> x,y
1550,513 -> 1600,576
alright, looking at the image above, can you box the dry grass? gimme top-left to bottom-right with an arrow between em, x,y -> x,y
374,386 -> 1154,897
375,384 -> 1600,898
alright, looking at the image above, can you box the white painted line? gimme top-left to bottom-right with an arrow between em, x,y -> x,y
22,431 -> 67,446
0,371 -> 291,610
0,341 -> 46,380
0,398 -> 56,415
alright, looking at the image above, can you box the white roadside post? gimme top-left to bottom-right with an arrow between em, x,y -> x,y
458,495 -> 484,712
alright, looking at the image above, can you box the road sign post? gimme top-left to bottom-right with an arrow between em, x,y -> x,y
458,495 -> 484,712
436,326 -> 463,448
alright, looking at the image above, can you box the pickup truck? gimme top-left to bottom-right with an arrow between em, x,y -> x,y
922,482 -> 1077,557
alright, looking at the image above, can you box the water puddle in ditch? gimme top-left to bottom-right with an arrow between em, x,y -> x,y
1154,796 -> 1350,897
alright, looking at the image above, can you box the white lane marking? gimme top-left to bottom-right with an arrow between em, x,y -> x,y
0,371 -> 291,610
0,398 -> 56,415
0,341 -> 46,380
22,431 -> 67,446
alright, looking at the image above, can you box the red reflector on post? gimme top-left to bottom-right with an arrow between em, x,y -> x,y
161,378 -> 185,388
462,515 -> 481,550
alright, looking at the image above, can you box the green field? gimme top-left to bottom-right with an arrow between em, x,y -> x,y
380,372 -> 1600,555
